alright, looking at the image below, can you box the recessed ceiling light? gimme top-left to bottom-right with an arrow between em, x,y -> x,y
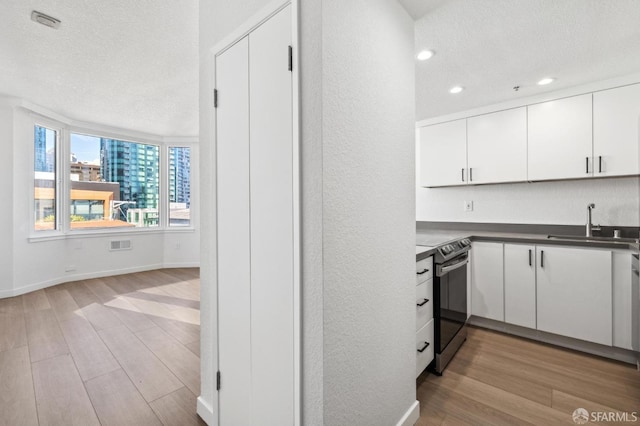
537,77 -> 555,86
449,86 -> 464,94
416,50 -> 434,61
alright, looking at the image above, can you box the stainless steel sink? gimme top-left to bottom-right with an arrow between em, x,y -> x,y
547,234 -> 640,244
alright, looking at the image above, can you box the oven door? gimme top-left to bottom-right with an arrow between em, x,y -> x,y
435,252 -> 468,354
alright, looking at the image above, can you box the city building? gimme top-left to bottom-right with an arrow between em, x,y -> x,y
70,161 -> 101,182
34,126 -> 48,172
99,138 -> 160,211
169,147 -> 190,206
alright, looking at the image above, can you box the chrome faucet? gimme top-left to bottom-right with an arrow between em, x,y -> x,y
586,203 -> 601,237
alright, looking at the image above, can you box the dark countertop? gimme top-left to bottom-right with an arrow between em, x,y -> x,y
416,222 -> 639,261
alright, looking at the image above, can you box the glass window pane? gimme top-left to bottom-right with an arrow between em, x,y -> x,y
169,147 -> 191,227
34,126 -> 56,231
70,133 -> 160,229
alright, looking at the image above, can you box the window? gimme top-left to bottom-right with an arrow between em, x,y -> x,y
69,133 -> 160,229
168,147 -> 191,227
34,125 -> 57,231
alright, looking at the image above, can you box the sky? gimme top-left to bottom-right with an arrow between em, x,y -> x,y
70,133 -> 101,164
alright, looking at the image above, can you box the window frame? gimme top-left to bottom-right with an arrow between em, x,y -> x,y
27,111 -> 196,241
68,130 -> 162,232
166,144 -> 193,228
32,119 -> 63,236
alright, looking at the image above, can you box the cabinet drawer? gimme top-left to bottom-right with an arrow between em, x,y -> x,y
416,256 -> 433,284
416,319 -> 434,378
416,279 -> 433,330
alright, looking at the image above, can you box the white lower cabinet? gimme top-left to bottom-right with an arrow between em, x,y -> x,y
536,246 -> 612,346
416,255 -> 435,377
504,244 -> 536,329
471,241 -> 631,351
471,242 -> 504,322
416,319 -> 434,378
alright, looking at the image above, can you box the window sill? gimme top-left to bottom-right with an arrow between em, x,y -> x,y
28,226 -> 196,243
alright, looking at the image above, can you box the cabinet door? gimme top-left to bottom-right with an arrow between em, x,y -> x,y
418,119 -> 467,187
593,84 -> 640,177
504,244 -> 536,329
471,242 -> 504,321
612,252 -> 632,350
528,94 -> 593,181
536,246 -> 612,346
467,107 -> 527,184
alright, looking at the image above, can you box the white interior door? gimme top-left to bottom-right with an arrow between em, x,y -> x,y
248,6 -> 294,425
216,5 -> 295,426
215,37 -> 251,426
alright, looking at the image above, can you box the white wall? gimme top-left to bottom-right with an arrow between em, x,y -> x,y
322,0 -> 416,425
0,106 -> 14,291
417,176 -> 640,226
0,103 -> 199,298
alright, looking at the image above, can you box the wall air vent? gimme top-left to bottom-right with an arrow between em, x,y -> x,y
31,11 -> 61,29
110,240 -> 132,251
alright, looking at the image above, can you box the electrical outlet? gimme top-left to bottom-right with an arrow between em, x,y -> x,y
464,200 -> 474,212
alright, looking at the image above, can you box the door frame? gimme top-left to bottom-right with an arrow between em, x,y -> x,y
199,1 -> 301,425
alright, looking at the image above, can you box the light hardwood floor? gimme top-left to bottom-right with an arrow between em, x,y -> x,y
0,268 -> 204,426
417,326 -> 640,425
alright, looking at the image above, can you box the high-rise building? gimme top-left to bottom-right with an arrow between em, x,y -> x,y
169,147 -> 191,207
99,138 -> 159,210
34,126 -> 48,172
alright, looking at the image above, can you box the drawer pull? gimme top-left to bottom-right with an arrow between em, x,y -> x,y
417,269 -> 429,275
417,298 -> 429,307
417,342 -> 430,353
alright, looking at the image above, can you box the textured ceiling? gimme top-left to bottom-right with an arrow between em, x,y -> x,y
0,0 -> 198,137
397,0 -> 448,20
414,0 -> 640,121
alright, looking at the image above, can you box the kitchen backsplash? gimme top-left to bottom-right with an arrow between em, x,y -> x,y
416,176 -> 640,226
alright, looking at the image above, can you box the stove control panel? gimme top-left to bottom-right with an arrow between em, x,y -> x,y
437,238 -> 471,259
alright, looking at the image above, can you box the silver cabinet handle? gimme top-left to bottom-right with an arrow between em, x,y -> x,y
461,168 -> 465,182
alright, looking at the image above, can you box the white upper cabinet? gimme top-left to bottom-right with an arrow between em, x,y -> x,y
527,94 -> 593,181
419,119 -> 467,187
593,84 -> 640,177
467,107 -> 527,184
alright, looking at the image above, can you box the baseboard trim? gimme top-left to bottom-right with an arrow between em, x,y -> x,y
162,261 -> 200,268
197,396 -> 215,425
396,400 -> 420,426
0,262 -> 200,298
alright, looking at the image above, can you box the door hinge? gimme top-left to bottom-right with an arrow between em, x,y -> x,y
216,371 -> 221,391
214,89 -> 218,108
288,45 -> 293,72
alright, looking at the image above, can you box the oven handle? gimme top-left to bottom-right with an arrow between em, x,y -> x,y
437,257 -> 469,276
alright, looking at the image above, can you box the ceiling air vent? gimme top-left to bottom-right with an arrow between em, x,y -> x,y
110,240 -> 132,251
31,11 -> 61,29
